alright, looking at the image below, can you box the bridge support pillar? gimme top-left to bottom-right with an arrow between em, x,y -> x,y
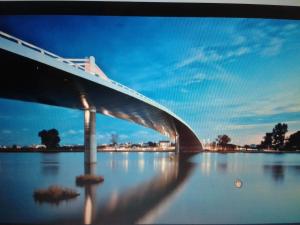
175,134 -> 180,154
84,107 -> 97,164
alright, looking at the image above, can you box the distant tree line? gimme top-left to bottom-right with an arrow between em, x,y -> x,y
209,124 -> 300,151
35,124 -> 300,151
260,123 -> 300,150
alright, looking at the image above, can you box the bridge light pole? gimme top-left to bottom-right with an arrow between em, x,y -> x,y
89,56 -> 96,75
84,106 -> 97,164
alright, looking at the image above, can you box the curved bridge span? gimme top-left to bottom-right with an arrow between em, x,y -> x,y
0,31 -> 202,155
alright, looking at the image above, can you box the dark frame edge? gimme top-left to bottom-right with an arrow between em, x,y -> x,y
0,1 -> 300,19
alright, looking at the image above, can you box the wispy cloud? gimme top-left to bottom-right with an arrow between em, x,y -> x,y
215,121 -> 300,131
0,115 -> 12,120
1,129 -> 12,134
133,63 -> 236,93
177,21 -> 299,69
119,134 -> 129,140
233,35 -> 246,45
185,73 -> 223,85
245,21 -> 298,56
230,89 -> 300,117
261,37 -> 284,56
176,46 -> 251,68
61,129 -> 83,137
95,130 -> 164,144
283,23 -> 298,31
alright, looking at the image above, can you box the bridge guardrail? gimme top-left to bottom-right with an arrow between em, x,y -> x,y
0,31 -> 87,71
0,31 -> 157,106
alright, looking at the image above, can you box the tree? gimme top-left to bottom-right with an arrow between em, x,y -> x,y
216,135 -> 231,146
285,131 -> 300,150
272,123 -> 288,150
110,134 -> 118,146
261,132 -> 273,149
38,129 -> 60,149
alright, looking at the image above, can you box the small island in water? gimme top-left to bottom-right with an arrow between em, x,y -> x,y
33,186 -> 80,204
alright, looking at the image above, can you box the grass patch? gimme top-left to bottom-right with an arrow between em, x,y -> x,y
76,174 -> 104,186
33,185 -> 79,204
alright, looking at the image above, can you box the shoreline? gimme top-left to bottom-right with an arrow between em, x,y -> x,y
0,149 -> 176,153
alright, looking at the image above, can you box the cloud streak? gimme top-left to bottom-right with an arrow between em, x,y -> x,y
176,46 -> 251,68
177,21 -> 299,69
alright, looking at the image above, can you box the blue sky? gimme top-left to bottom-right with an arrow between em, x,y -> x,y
0,16 -> 300,146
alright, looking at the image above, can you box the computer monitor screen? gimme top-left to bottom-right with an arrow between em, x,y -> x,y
0,2 -> 300,224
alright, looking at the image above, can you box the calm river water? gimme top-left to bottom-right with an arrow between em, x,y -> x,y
0,152 -> 300,224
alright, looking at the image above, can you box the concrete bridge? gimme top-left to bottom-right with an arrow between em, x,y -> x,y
0,31 -> 202,163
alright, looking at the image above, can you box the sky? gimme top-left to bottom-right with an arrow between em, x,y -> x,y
0,16 -> 300,146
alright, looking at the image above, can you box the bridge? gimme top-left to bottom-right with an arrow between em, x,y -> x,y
0,31 -> 202,163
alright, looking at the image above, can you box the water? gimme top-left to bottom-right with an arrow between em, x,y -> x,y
0,152 -> 300,224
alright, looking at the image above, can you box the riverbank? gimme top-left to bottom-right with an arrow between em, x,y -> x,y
203,149 -> 300,153
0,149 -> 176,153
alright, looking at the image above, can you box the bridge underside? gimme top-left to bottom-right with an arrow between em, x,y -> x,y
0,47 -> 202,152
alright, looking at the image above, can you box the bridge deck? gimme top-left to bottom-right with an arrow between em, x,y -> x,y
0,33 -> 202,152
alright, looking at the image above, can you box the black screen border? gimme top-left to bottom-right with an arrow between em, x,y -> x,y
0,1 -> 300,19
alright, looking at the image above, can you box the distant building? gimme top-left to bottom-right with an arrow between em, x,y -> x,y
32,144 -> 46,149
250,144 -> 258,149
210,143 -> 237,151
124,142 -> 131,148
158,140 -> 171,148
141,142 -> 149,147
221,144 -> 237,151
132,144 -> 142,148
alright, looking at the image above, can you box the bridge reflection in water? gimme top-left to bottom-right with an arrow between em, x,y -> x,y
54,154 -> 196,225
82,164 -> 98,225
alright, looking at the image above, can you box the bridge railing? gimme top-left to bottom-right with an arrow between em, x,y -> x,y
109,79 -> 156,104
0,31 -> 157,105
0,31 -> 87,71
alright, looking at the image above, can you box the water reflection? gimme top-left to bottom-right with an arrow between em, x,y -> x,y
290,165 -> 300,173
57,153 -> 196,225
80,164 -> 98,225
264,164 -> 300,183
200,152 -> 211,175
217,163 -> 227,173
105,152 -> 179,174
264,165 -> 285,182
95,154 -> 195,225
138,152 -> 145,173
3,153 -> 300,224
122,152 -> 129,172
40,153 -> 59,176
